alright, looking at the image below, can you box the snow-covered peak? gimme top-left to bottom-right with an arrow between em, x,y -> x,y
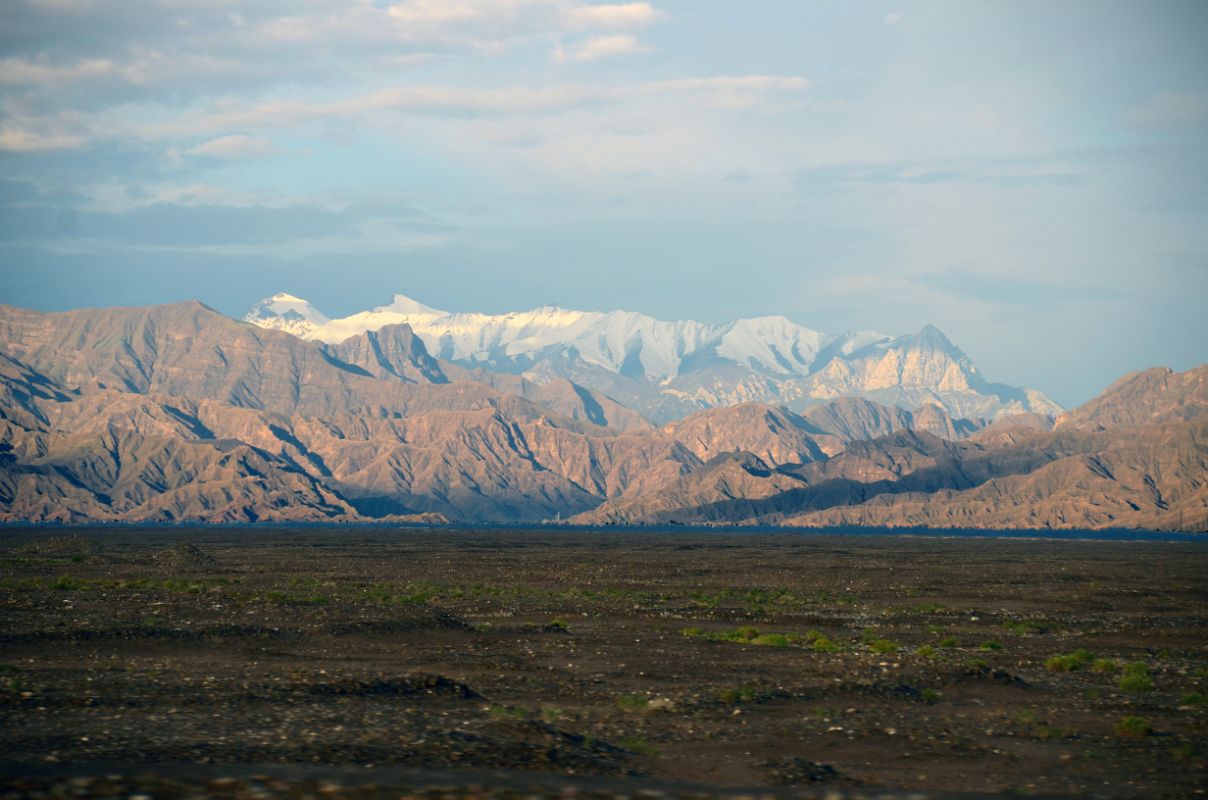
715,316 -> 830,375
373,293 -> 447,316
245,293 -> 330,324
243,292 -> 330,337
240,290 -> 1060,420
241,290 -> 888,380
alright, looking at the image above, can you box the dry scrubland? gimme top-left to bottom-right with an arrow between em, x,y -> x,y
1,528 -> 1206,799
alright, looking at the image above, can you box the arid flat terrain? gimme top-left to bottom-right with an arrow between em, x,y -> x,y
1,528 -> 1206,799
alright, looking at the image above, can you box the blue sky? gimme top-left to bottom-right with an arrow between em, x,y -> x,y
1,0 -> 1206,406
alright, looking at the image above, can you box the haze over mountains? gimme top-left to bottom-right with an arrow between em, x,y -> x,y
245,293 -> 1061,424
0,300 -> 1203,531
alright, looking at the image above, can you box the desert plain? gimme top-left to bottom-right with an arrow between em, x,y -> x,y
1,528 -> 1206,799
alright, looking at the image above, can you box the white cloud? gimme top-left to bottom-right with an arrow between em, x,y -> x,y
186,134 -> 280,160
1128,91 -> 1208,128
263,1 -> 662,48
0,56 -> 117,86
0,125 -> 88,152
385,0 -> 507,26
562,3 -> 662,30
383,0 -> 663,31
554,34 -> 649,63
137,75 -> 810,140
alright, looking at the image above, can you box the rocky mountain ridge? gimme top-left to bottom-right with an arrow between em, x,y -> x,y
573,366 -> 1207,532
1,302 -> 1201,530
245,292 -> 1061,424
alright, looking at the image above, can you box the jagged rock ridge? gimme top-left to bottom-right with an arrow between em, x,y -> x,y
1,302 -> 1200,531
573,366 -> 1208,532
244,292 -> 1062,423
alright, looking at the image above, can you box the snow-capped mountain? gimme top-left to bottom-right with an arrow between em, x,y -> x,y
244,293 -> 330,339
244,292 -> 1063,423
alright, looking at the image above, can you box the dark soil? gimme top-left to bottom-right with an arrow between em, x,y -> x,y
1,528 -> 1206,798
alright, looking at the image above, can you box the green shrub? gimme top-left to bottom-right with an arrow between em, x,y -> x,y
921,688 -> 940,704
618,736 -> 659,756
938,637 -> 958,648
1045,649 -> 1095,672
1171,742 -> 1197,762
916,644 -> 936,657
1118,673 -> 1153,692
51,575 -> 86,591
486,705 -> 528,720
811,636 -> 839,653
684,626 -> 802,647
867,638 -> 898,654
1180,691 -> 1206,707
1005,621 -> 1050,635
1091,658 -> 1118,674
616,694 -> 650,712
716,687 -> 761,704
978,641 -> 1002,651
1114,716 -> 1151,738
963,658 -> 989,670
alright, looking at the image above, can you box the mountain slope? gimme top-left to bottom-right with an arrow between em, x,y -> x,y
1054,366 -> 1208,431
572,366 -> 1208,531
0,303 -> 681,522
244,293 -> 1061,423
2,301 -> 1200,530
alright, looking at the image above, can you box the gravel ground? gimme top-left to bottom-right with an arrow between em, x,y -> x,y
1,528 -> 1205,798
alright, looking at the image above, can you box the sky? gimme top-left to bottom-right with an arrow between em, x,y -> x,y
1,0 -> 1206,407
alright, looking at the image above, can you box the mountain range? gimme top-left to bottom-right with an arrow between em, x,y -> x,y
245,293 -> 1062,424
1,300 -> 1203,531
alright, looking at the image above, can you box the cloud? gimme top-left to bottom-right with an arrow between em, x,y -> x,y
380,0 -> 662,31
0,197 -> 457,250
562,3 -> 662,30
883,11 -> 903,26
186,134 -> 280,160
915,267 -> 1119,308
554,34 -> 649,63
263,1 -> 662,48
0,1 -> 668,106
0,201 -> 351,247
793,157 -> 1081,195
0,177 -> 87,207
0,125 -> 88,152
137,75 -> 810,140
1128,91 -> 1208,128
0,56 -> 117,86
0,178 -> 457,252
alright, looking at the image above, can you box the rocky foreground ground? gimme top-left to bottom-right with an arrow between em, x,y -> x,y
1,528 -> 1205,798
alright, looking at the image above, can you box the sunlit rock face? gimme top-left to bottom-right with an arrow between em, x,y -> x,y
1,301 -> 1200,530
245,293 -> 1062,423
